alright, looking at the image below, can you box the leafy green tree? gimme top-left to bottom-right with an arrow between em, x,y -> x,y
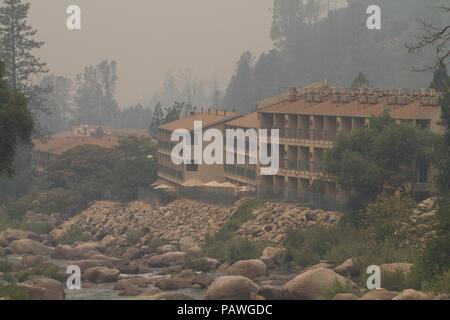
325,113 -> 436,224
0,60 -> 33,177
44,137 -> 157,204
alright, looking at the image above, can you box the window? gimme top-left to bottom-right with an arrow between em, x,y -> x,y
186,164 -> 198,172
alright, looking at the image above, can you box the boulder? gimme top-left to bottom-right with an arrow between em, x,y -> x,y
205,276 -> 258,300
333,293 -> 359,300
192,273 -> 214,288
179,236 -> 196,252
52,245 -> 80,260
393,289 -> 430,300
333,258 -> 359,276
22,255 -> 49,268
23,277 -> 65,300
256,285 -> 283,300
83,267 -> 120,283
0,229 -> 40,242
261,247 -> 286,261
73,259 -> 112,271
122,247 -> 144,260
283,267 -> 355,300
156,244 -> 177,255
155,277 -> 183,291
9,239 -> 53,256
16,283 -> 47,300
148,252 -> 187,267
114,277 -> 149,296
73,242 -> 102,258
359,289 -> 399,300
227,259 -> 267,280
144,292 -> 195,300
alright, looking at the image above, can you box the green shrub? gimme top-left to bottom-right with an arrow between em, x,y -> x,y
0,285 -> 28,300
381,270 -> 419,292
33,188 -> 83,216
322,280 -> 357,300
363,196 -> 416,246
59,225 -> 91,245
201,199 -> 266,263
188,257 -> 215,272
284,224 -> 362,268
427,270 -> 450,294
0,259 -> 12,273
21,221 -> 52,234
16,264 -> 63,283
147,238 -> 170,253
127,229 -> 146,246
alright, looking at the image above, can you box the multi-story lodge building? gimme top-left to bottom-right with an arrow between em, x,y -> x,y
157,109 -> 240,187
223,112 -> 259,188
157,82 -> 443,208
257,82 -> 443,208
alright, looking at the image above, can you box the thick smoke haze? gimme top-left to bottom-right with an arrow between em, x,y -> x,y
27,0 -> 273,107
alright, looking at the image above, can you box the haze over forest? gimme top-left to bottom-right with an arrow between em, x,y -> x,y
27,0 -> 450,114
28,0 -> 274,107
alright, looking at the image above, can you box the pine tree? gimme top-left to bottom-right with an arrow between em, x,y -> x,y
351,72 -> 370,89
0,0 -> 47,92
430,63 -> 450,92
0,60 -> 34,176
149,102 -> 164,136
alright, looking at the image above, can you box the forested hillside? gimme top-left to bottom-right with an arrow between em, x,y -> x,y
224,0 -> 448,112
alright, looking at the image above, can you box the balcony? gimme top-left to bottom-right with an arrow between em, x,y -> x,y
265,128 -> 338,144
284,160 -> 325,175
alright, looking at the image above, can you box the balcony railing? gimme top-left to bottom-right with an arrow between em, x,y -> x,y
284,160 -> 325,174
266,128 -> 338,142
158,164 -> 184,180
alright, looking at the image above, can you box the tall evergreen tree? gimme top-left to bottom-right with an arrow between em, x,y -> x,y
429,63 -> 450,92
0,0 -> 47,92
0,60 -> 33,177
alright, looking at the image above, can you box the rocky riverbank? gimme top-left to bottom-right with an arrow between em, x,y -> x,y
0,198 -> 446,300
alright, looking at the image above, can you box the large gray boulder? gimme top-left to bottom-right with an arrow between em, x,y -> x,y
9,239 -> 53,256
148,251 -> 187,267
205,276 -> 258,300
23,277 -> 65,300
83,267 -> 120,283
227,259 -> 267,280
283,267 -> 355,300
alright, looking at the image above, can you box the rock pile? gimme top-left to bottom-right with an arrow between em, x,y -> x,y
50,200 -> 341,247
50,200 -> 233,244
234,202 -> 341,244
398,197 -> 439,248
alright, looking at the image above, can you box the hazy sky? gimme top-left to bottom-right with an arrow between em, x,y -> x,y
27,0 -> 274,107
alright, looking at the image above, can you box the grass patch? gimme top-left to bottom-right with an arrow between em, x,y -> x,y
202,199 -> 266,263
147,238 -> 170,253
0,285 -> 28,300
16,264 -> 63,283
127,229 -> 146,246
58,225 -> 91,245
322,281 -> 357,300
0,259 -> 13,273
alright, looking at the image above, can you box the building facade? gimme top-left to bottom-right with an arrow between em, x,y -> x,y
257,83 -> 442,208
157,110 -> 240,187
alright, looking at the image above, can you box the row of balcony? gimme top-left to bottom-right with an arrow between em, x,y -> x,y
158,164 -> 184,180
264,128 -> 348,142
224,164 -> 257,181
